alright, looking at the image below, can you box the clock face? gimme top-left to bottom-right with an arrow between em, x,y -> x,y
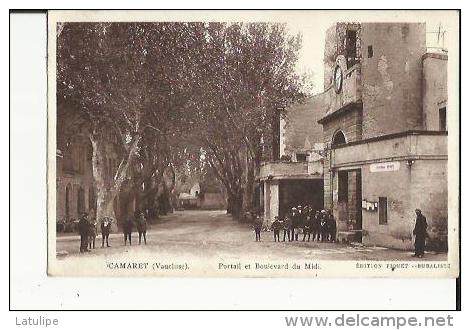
334,65 -> 343,93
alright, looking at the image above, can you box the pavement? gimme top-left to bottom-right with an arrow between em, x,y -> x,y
56,210 -> 446,261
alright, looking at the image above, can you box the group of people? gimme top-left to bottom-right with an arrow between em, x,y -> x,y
251,205 -> 337,243
77,211 -> 148,253
122,212 -> 148,246
77,213 -> 113,253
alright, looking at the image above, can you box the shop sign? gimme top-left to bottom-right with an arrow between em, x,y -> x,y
370,161 -> 400,173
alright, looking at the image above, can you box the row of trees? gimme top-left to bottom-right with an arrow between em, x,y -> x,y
57,22 -> 310,222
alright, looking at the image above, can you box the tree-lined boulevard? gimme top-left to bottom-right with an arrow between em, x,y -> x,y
58,22 -> 310,222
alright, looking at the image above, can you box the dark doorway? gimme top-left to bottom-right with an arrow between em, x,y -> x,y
336,169 -> 362,241
278,179 -> 323,219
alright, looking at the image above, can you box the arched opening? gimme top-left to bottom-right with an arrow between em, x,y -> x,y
332,130 -> 347,146
65,184 -> 72,220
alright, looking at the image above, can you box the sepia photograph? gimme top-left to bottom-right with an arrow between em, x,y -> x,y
47,10 -> 460,277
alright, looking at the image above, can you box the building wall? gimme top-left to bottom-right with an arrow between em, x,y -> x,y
324,23 -> 362,89
422,53 -> 448,130
56,121 -> 127,229
282,96 -> 325,159
361,160 -> 414,249
330,132 -> 447,249
200,192 -> 226,210
321,106 -> 363,145
56,134 -> 95,222
361,23 -> 427,139
409,159 -> 448,231
361,158 -> 447,250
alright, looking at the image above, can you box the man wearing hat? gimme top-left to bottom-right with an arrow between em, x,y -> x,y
320,210 -> 329,242
283,214 -> 292,242
123,213 -> 134,246
100,217 -> 112,248
136,212 -> 148,245
413,209 -> 428,258
77,213 -> 90,253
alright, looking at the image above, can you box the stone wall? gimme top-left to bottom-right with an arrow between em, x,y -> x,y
282,96 -> 325,159
361,23 -> 427,139
422,53 -> 448,130
330,132 -> 448,250
324,22 -> 362,89
321,105 -> 363,145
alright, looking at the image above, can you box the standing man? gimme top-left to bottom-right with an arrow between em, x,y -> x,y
413,209 -> 428,258
136,212 -> 148,245
302,205 -> 311,241
327,210 -> 337,242
123,214 -> 134,246
320,210 -> 329,242
78,213 -> 90,253
283,215 -> 292,242
101,217 -> 112,248
312,211 -> 321,241
271,216 -> 282,242
253,212 -> 263,242
88,219 -> 97,250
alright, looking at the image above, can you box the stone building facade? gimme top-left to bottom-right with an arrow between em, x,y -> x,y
56,125 -> 96,223
319,22 -> 448,249
258,97 -> 325,223
260,22 -> 449,250
56,111 -> 129,230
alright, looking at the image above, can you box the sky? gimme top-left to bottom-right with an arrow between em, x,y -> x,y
280,11 -> 452,93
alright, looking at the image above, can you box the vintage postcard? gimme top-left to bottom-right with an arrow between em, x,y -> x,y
47,10 -> 460,277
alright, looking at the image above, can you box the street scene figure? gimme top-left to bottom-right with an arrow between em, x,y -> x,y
283,216 -> 292,242
123,215 -> 134,246
320,210 -> 329,242
271,216 -> 282,242
136,212 -> 148,245
413,209 -> 428,258
100,217 -> 112,248
77,213 -> 90,253
88,219 -> 97,250
253,213 -> 263,242
302,206 -> 312,242
327,211 -> 337,243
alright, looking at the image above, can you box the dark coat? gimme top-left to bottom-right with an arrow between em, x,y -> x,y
271,220 -> 282,232
328,214 -> 337,231
136,216 -> 147,233
101,220 -> 111,236
123,218 -> 134,234
78,218 -> 89,236
88,222 -> 97,237
253,217 -> 263,231
292,212 -> 301,228
283,217 -> 292,230
413,214 -> 428,237
312,214 -> 321,231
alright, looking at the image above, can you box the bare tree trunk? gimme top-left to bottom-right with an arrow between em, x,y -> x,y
90,132 -> 141,232
243,154 -> 255,214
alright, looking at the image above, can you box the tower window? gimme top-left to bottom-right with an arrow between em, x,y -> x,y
368,45 -> 373,58
346,30 -> 358,68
